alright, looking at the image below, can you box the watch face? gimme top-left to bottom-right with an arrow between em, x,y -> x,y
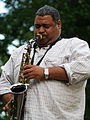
44,68 -> 49,80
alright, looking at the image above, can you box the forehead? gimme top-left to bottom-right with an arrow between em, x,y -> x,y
34,15 -> 55,24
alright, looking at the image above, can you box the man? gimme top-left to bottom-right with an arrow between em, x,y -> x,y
0,5 -> 90,120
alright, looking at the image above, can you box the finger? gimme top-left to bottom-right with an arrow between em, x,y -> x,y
23,69 -> 33,76
5,104 -> 9,110
8,99 -> 14,116
2,106 -> 7,111
24,73 -> 35,79
24,72 -> 33,78
24,65 -> 33,70
2,104 -> 9,111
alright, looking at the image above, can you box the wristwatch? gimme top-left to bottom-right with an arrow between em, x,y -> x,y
44,68 -> 49,80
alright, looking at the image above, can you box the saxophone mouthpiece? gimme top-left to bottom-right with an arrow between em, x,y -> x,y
35,34 -> 42,40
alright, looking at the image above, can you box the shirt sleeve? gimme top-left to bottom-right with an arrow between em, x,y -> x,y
0,56 -> 14,95
61,38 -> 90,85
0,45 -> 26,96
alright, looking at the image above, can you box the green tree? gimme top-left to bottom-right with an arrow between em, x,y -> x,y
0,0 -> 90,119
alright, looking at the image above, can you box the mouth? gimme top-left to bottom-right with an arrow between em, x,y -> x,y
42,35 -> 47,39
40,34 -> 47,40
36,33 -> 47,39
36,35 -> 47,47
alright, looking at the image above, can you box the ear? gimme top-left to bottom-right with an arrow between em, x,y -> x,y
57,20 -> 61,29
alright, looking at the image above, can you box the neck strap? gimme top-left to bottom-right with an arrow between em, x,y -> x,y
31,36 -> 61,65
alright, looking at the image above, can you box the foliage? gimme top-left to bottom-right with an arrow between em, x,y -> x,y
0,0 -> 90,119
85,80 -> 90,120
0,102 -> 10,120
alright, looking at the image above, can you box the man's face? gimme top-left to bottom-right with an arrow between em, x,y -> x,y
34,15 -> 61,47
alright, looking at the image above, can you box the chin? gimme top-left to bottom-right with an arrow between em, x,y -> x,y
38,43 -> 47,48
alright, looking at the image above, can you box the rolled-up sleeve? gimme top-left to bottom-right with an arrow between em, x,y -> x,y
61,38 -> 90,85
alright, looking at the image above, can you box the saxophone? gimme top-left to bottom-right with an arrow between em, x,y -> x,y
10,34 -> 42,120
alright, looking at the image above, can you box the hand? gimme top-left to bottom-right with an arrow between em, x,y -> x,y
2,97 -> 14,116
23,65 -> 44,80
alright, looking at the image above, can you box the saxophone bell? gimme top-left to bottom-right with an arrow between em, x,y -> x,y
10,83 -> 27,120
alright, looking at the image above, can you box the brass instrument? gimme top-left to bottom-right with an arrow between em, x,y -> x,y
10,34 -> 42,120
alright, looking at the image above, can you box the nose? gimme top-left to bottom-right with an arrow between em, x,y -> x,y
39,26 -> 45,33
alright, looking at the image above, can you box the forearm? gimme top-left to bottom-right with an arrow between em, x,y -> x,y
1,93 -> 13,104
48,67 -> 69,81
24,65 -> 69,81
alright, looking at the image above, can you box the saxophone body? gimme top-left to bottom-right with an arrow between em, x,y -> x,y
10,34 -> 42,120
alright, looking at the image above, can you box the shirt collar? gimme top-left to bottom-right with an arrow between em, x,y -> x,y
33,36 -> 61,51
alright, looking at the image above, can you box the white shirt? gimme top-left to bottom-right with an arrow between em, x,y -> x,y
0,37 -> 90,120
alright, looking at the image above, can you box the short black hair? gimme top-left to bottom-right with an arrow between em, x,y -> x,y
35,5 -> 60,23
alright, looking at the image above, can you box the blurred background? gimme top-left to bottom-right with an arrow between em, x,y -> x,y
0,0 -> 90,119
